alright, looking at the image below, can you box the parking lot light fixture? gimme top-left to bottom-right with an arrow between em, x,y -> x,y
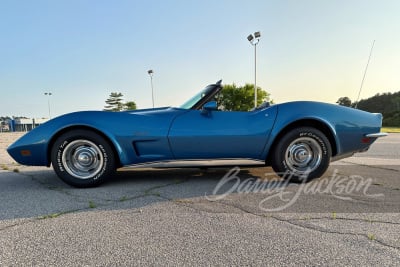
44,92 -> 52,119
147,70 -> 154,108
247,31 -> 261,108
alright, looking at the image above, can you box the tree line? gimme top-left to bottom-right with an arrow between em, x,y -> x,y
337,91 -> 400,126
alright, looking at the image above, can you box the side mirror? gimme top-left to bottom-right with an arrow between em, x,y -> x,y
201,101 -> 218,115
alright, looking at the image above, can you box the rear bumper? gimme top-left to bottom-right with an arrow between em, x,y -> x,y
365,132 -> 388,138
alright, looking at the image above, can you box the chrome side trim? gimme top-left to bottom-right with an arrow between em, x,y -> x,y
365,132 -> 388,138
122,158 -> 265,169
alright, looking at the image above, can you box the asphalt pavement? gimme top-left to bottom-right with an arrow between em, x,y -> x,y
0,132 -> 399,266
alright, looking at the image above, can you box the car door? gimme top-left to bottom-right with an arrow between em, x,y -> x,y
168,105 -> 278,159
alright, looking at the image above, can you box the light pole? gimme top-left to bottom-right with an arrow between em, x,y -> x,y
147,69 -> 154,108
44,92 -> 52,119
247,31 -> 261,108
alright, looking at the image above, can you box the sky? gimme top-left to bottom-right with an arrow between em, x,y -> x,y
1,0 -> 399,118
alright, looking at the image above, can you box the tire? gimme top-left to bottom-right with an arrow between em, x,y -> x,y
50,129 -> 116,188
271,127 -> 331,182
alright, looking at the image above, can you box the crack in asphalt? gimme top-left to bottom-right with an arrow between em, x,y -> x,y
2,168 -> 399,252
0,173 -> 189,232
335,169 -> 400,193
340,160 -> 400,173
269,215 -> 400,251
290,215 -> 400,225
2,191 -> 399,253
226,203 -> 400,251
19,170 -> 192,202
0,219 -> 38,232
168,199 -> 400,251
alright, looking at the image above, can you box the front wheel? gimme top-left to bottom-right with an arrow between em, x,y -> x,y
51,129 -> 116,187
271,127 -> 331,182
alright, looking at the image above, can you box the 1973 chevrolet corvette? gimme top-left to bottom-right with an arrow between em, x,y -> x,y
8,80 -> 386,187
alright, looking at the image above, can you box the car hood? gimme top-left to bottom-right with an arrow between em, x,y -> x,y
7,107 -> 188,165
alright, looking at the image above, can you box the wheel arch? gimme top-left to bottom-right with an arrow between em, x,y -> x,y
47,125 -> 122,168
266,119 -> 338,165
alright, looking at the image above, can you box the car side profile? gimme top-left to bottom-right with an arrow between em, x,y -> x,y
7,80 -> 386,187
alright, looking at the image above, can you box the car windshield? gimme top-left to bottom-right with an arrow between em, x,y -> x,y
179,85 -> 215,109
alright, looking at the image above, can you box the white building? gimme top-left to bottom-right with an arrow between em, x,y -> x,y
10,118 -> 49,132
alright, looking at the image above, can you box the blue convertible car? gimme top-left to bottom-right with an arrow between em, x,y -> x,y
8,81 -> 386,187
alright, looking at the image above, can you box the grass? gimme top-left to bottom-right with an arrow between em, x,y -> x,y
152,192 -> 161,197
1,164 -> 8,170
1,164 -> 20,172
173,199 -> 194,204
39,212 -> 63,219
367,233 -> 376,241
88,201 -> 97,209
381,127 -> 400,133
119,196 -> 128,202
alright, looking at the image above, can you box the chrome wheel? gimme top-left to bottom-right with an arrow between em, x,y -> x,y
52,129 -> 116,187
271,127 -> 331,182
62,139 -> 104,180
284,137 -> 322,175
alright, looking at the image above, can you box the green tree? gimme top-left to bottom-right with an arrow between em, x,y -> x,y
336,97 -> 352,107
124,101 -> 137,110
355,91 -> 400,126
392,96 -> 400,112
104,92 -> 124,111
218,83 -> 272,111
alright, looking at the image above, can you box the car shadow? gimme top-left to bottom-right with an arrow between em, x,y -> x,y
0,166 -> 288,221
2,164 -> 396,221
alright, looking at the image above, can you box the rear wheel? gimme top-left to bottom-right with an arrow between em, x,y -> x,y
51,129 -> 116,187
271,127 -> 331,182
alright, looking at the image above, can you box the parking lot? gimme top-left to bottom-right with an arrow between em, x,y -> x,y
0,132 -> 399,265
